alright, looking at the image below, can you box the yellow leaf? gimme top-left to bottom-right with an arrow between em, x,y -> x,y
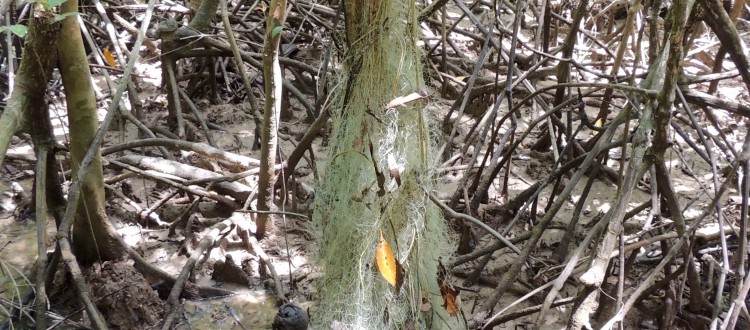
376,230 -> 397,287
594,118 -> 603,128
375,230 -> 405,292
103,48 -> 117,68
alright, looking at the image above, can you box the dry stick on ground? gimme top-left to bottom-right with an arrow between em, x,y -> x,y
109,159 -> 242,208
114,155 -> 253,201
161,219 -> 232,330
247,235 -> 286,301
486,297 -> 576,327
680,89 -> 750,119
102,137 -> 260,169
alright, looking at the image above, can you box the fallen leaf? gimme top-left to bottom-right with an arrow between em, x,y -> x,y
440,284 -> 460,315
437,259 -> 459,315
103,48 -> 117,67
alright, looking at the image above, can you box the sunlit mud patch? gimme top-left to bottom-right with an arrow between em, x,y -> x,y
180,290 -> 277,329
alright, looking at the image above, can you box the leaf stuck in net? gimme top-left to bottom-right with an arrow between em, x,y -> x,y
376,230 -> 404,292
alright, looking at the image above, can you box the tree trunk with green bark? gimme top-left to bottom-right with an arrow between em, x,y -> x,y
312,0 -> 453,328
58,0 -> 124,264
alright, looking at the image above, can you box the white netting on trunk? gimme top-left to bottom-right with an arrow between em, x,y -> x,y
310,0 -> 455,328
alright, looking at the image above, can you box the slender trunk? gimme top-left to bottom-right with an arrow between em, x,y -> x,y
58,0 -> 124,263
256,0 -> 287,239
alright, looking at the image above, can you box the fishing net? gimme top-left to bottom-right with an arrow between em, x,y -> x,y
310,0 -> 455,328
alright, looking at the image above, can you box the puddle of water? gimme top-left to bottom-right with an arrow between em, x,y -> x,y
181,289 -> 277,330
0,215 -> 42,305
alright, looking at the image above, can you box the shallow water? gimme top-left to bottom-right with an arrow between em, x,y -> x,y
181,290 -> 277,329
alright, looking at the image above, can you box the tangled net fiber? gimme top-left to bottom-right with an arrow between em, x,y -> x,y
311,0 -> 455,328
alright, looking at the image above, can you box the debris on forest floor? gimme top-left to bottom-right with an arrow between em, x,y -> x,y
86,261 -> 166,329
0,0 -> 749,328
